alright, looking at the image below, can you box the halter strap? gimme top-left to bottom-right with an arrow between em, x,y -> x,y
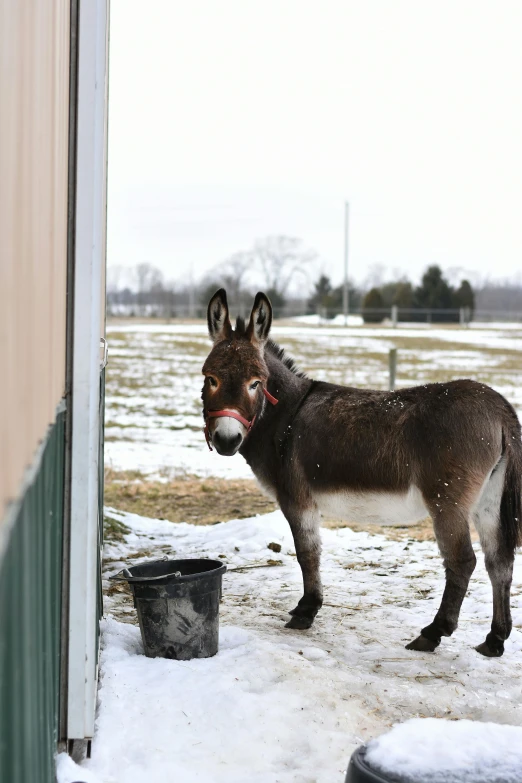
204,386 -> 278,451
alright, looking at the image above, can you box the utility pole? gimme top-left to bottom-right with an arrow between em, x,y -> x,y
343,201 -> 349,326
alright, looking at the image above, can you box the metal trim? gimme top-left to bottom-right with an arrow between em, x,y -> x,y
59,0 -> 80,747
67,0 -> 109,741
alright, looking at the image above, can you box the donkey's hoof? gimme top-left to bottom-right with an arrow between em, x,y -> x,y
475,640 -> 504,658
285,615 -> 313,630
405,633 -> 439,653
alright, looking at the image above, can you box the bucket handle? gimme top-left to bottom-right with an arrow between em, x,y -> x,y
109,567 -> 134,582
114,570 -> 182,582
109,557 -> 182,583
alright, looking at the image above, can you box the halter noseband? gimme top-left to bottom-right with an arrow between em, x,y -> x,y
204,386 -> 278,451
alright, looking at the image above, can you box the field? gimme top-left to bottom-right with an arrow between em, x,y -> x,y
82,319 -> 522,783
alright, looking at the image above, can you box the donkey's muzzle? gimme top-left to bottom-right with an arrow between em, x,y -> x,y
212,430 -> 243,456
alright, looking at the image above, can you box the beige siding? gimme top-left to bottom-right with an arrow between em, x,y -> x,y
0,1 -> 70,515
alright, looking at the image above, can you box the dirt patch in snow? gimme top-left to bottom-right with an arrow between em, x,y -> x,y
104,470 -> 278,524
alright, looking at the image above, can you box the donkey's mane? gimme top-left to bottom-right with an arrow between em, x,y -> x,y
265,340 -> 308,378
234,316 -> 308,378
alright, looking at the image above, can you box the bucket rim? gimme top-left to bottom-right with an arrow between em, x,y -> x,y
109,557 -> 227,584
346,746 -> 397,783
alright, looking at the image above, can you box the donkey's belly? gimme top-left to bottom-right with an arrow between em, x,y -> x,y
314,486 -> 428,526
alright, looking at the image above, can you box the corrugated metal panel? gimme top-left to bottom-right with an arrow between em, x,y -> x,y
0,0 -> 70,518
0,406 -> 65,783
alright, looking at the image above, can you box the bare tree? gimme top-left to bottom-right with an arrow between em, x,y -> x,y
199,251 -> 253,316
250,235 -> 317,306
221,251 -> 252,315
136,262 -> 164,307
136,261 -> 163,314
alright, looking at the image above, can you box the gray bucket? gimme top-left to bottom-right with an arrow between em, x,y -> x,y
110,558 -> 227,660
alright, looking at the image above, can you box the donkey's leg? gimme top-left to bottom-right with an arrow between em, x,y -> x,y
475,548 -> 514,657
280,499 -> 323,630
473,459 -> 514,657
406,508 -> 476,652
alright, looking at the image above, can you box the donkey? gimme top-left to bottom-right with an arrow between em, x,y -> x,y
201,289 -> 522,657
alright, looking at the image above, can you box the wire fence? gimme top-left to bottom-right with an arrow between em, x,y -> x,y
107,301 -> 522,325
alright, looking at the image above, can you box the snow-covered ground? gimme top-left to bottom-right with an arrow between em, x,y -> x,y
104,321 -> 522,480
61,508 -> 522,783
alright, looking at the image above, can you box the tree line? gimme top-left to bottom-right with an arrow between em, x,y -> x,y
107,234 -> 521,321
361,265 -> 475,323
307,265 -> 475,323
108,235 -> 320,318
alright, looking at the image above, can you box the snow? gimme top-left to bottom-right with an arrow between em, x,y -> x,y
105,436 -> 253,480
365,717 -> 522,783
56,752 -> 100,783
75,508 -> 522,783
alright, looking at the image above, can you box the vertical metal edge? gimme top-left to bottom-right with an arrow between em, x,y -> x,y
67,0 -> 109,743
58,0 -> 80,750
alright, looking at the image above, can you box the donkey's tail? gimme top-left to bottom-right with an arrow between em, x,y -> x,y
500,423 -> 522,552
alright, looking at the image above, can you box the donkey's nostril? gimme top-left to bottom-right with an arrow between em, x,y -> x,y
213,431 -> 242,455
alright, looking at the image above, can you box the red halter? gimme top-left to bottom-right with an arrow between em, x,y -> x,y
204,386 -> 278,451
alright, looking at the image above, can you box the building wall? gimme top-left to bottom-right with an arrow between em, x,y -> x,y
0,0 -> 71,521
0,3 -> 73,780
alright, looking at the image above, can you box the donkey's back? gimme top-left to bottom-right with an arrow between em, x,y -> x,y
298,378 -> 510,500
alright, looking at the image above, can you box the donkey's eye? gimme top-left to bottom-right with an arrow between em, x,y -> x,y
207,376 -> 218,388
249,380 -> 261,390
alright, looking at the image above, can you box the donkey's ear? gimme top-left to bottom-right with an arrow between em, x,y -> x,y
207,289 -> 232,343
246,292 -> 272,345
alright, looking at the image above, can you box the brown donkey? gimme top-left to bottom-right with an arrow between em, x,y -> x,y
202,290 -> 522,657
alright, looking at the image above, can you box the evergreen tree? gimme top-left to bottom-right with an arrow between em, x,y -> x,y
393,281 -> 414,308
265,287 -> 286,315
307,274 -> 333,313
362,287 -> 385,323
379,280 -> 414,309
413,265 -> 454,321
308,275 -> 361,318
453,279 -> 475,315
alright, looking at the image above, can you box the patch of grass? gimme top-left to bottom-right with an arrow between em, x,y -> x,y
105,420 -> 142,429
104,515 -> 131,542
154,407 -> 177,417
105,467 -> 147,482
104,472 -> 278,524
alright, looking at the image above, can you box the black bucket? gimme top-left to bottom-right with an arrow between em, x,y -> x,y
110,558 -> 226,660
345,747 -> 400,783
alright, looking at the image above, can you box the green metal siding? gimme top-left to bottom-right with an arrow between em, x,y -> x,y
0,407 -> 65,783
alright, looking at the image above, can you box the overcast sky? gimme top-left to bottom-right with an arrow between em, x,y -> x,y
108,0 -> 522,289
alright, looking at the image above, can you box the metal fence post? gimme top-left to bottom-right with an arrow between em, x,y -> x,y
391,305 -> 398,328
389,348 -> 397,391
